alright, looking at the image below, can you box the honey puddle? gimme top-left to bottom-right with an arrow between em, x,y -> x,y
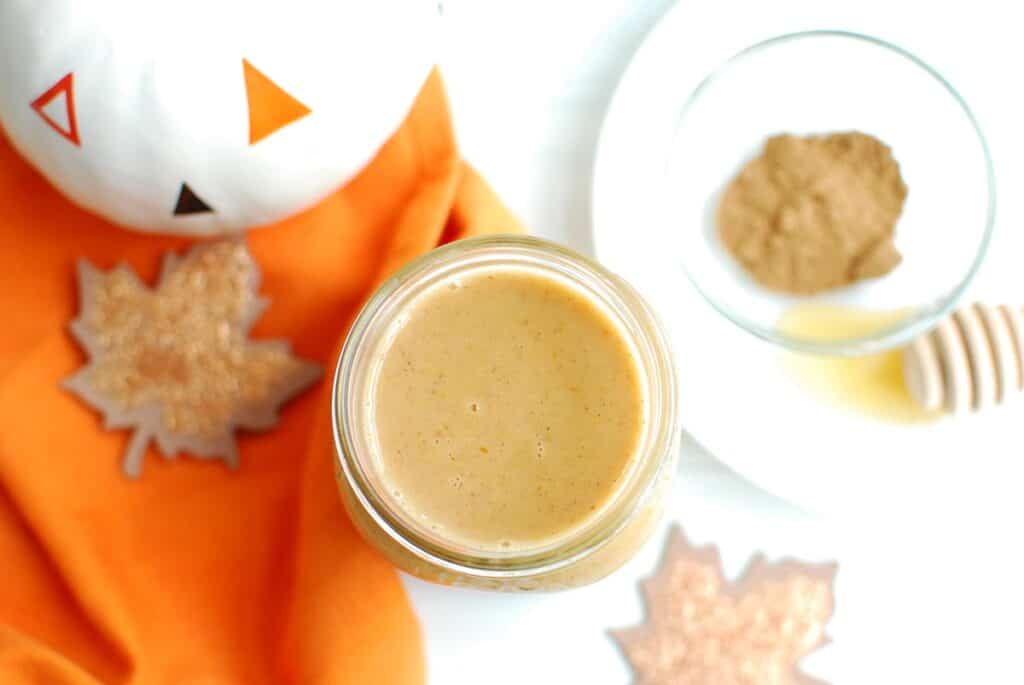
778,304 -> 940,423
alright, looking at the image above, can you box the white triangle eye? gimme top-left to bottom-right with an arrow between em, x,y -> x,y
31,72 -> 80,146
38,87 -> 72,136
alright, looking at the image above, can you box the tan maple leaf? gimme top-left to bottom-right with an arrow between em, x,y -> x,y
64,239 -> 321,478
612,526 -> 836,685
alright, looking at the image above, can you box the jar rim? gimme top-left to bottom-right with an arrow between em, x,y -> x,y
331,235 -> 680,579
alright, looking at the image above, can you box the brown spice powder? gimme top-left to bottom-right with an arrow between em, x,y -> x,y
717,132 -> 908,295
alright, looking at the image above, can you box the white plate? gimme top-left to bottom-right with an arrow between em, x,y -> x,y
591,0 -> 1024,514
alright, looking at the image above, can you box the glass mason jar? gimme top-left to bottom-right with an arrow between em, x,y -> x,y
332,236 -> 679,591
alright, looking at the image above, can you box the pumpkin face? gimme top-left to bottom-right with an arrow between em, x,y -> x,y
0,0 -> 437,235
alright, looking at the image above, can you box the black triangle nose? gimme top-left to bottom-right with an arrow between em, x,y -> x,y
173,183 -> 213,216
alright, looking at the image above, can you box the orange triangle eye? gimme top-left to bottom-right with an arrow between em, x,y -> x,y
242,59 -> 312,145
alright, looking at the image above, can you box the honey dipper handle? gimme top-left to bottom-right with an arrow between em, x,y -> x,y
903,304 -> 1024,414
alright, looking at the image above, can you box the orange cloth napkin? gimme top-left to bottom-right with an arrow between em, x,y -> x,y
0,70 -> 519,684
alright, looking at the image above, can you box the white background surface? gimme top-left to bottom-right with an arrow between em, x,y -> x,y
403,1 -> 1024,683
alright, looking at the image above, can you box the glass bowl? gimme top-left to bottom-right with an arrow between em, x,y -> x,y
665,30 -> 995,355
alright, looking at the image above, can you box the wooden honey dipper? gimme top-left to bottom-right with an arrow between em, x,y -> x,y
903,303 -> 1024,413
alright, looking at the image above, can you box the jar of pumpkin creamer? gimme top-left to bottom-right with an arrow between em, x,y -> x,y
333,236 -> 679,591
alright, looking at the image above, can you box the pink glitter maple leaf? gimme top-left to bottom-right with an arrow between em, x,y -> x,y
612,526 -> 837,685
64,239 -> 320,477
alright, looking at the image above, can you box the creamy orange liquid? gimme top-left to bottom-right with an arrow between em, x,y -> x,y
371,268 -> 644,552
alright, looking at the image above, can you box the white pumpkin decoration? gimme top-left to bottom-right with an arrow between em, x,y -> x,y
0,0 -> 437,235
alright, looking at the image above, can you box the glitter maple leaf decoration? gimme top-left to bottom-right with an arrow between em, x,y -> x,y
64,239 -> 321,477
612,526 -> 837,685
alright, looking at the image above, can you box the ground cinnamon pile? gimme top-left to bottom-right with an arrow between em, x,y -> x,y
717,132 -> 908,295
